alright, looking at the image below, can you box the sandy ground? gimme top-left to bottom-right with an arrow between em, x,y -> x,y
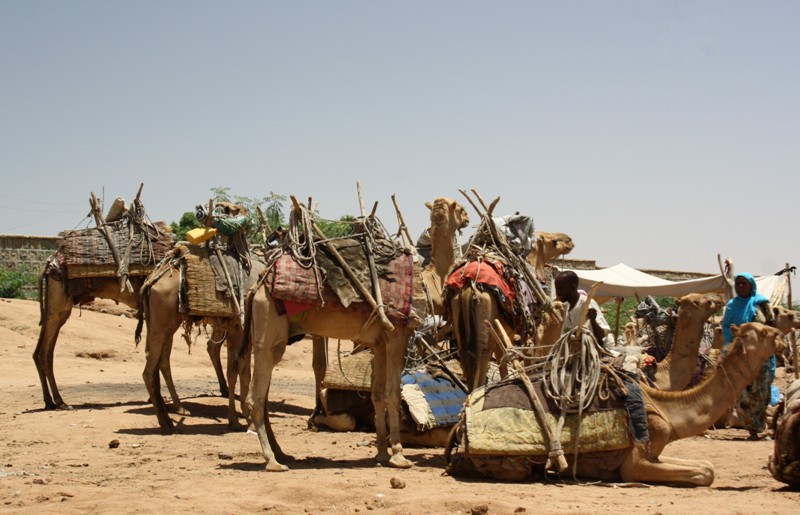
1,296 -> 799,514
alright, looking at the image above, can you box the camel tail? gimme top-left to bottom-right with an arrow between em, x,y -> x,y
456,288 -> 477,387
37,269 -> 46,327
134,286 -> 148,346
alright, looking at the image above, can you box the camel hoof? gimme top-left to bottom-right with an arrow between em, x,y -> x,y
55,402 -> 73,411
388,454 -> 414,469
265,462 -> 289,472
228,420 -> 246,432
171,405 -> 189,416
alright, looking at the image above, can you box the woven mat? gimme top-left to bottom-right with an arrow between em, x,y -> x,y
321,350 -> 373,391
59,221 -> 173,278
182,246 -> 236,317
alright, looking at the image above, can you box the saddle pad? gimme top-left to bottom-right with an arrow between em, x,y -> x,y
401,368 -> 466,431
463,383 -> 631,456
269,254 -> 415,324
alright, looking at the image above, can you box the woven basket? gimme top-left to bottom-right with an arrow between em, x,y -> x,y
322,349 -> 373,391
182,246 -> 236,317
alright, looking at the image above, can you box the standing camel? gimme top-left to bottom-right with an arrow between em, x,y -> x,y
448,322 -> 786,485
32,196 -> 178,410
137,245 -> 263,431
244,283 -> 415,470
420,198 -> 469,315
311,197 -> 468,431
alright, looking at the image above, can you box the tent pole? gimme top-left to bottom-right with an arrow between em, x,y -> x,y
613,297 -> 623,345
786,262 -> 798,380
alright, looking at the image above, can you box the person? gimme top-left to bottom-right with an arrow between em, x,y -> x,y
554,270 -> 613,347
721,272 -> 776,440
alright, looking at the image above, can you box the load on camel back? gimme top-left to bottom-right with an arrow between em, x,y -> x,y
34,184 -> 176,411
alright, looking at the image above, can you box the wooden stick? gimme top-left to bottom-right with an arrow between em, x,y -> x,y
487,319 -> 568,471
356,181 -> 367,218
390,194 -> 414,250
119,182 -> 144,292
89,192 -> 133,293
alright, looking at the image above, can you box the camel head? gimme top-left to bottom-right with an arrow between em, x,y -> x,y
533,232 -> 575,263
727,322 -> 786,360
426,198 -> 469,235
772,305 -> 800,335
675,293 -> 724,319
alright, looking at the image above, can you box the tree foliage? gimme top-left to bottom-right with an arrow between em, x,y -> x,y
0,267 -> 36,299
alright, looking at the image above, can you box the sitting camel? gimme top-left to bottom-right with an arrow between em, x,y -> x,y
448,322 -> 786,485
526,231 -> 575,282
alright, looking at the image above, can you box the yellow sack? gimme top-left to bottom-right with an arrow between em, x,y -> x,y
186,227 -> 217,245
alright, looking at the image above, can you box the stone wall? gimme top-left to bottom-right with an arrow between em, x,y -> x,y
0,234 -> 58,273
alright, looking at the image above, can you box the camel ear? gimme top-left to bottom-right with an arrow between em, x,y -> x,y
730,324 -> 739,338
425,202 -> 433,210
773,306 -> 780,317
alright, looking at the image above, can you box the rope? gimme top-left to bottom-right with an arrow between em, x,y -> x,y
542,326 -> 607,477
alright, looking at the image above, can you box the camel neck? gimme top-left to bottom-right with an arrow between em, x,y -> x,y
644,350 -> 763,440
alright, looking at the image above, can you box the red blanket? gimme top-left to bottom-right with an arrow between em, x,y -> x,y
446,260 -> 516,305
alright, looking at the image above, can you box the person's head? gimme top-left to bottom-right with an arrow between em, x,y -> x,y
734,272 -> 757,298
555,270 -> 580,303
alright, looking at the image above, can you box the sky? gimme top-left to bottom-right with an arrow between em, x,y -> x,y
1,1 -> 798,276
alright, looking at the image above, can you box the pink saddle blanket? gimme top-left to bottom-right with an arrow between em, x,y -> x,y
268,254 -> 415,323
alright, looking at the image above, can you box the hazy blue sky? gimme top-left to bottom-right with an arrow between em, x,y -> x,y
1,1 -> 798,276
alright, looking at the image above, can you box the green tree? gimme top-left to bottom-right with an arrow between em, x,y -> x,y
316,215 -> 356,238
170,212 -> 202,242
0,267 -> 37,299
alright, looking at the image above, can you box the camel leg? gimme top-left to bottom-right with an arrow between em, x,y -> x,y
158,333 -> 188,416
33,277 -> 73,410
619,444 -> 715,486
247,291 -> 289,471
141,277 -> 182,433
225,323 -> 246,430
385,332 -> 412,469
207,327 -> 229,398
308,335 -> 328,425
371,340 -> 390,463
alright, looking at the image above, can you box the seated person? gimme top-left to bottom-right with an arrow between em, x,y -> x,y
554,270 -> 614,347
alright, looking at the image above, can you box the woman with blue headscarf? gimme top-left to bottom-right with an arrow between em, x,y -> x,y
721,272 -> 776,440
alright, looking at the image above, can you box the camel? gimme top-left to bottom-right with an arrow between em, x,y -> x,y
311,198 -> 467,432
244,284 -> 416,471
31,208 -> 202,410
526,231 -> 575,282
449,225 -> 573,391
649,293 -> 724,391
137,249 -> 263,432
420,198 -> 469,316
448,322 -> 786,485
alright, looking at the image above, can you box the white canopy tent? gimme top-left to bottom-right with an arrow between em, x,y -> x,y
569,263 -> 789,306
